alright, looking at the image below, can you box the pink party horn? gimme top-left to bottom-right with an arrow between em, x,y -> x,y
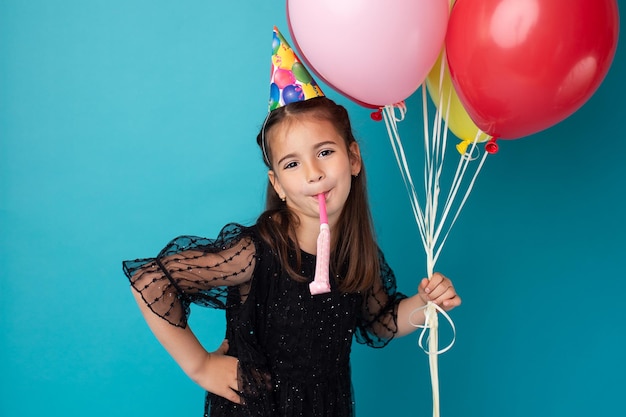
309,193 -> 331,295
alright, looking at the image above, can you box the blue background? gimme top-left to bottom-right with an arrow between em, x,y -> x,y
1,1 -> 624,416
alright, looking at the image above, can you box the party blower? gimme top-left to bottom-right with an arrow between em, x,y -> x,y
309,193 -> 331,295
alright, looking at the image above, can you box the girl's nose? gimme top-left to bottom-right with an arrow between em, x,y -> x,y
307,164 -> 324,183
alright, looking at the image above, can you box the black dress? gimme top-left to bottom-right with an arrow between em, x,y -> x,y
122,223 -> 406,417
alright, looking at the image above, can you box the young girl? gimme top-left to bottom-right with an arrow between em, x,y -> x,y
123,96 -> 461,417
123,28 -> 460,417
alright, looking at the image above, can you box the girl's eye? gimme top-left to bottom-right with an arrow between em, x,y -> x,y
283,161 -> 298,170
319,149 -> 334,158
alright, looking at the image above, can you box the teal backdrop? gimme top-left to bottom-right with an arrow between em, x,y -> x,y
1,1 -> 624,416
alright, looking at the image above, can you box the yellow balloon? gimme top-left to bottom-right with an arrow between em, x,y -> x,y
272,43 -> 296,70
301,83 -> 323,98
426,52 -> 491,152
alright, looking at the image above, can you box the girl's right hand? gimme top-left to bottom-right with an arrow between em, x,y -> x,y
196,339 -> 241,404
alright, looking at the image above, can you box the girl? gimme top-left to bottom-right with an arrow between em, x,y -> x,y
123,96 -> 461,417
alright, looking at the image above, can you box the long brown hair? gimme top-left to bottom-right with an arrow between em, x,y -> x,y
255,97 -> 379,293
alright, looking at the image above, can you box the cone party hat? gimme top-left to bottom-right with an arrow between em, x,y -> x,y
268,26 -> 324,111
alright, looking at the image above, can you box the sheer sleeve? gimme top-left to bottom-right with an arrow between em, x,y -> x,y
122,223 -> 257,328
355,248 -> 408,348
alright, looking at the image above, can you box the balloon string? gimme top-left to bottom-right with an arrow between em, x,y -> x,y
434,145 -> 489,262
384,102 -> 442,417
383,105 -> 428,247
422,86 -> 442,417
410,301 -> 457,417
382,86 -> 489,417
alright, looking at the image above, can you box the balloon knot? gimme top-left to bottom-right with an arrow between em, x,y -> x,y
485,137 -> 499,154
370,108 -> 383,122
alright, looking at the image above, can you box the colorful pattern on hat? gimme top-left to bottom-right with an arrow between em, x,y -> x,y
269,26 -> 324,111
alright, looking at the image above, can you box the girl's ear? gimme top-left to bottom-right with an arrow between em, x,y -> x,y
349,142 -> 362,176
268,170 -> 285,200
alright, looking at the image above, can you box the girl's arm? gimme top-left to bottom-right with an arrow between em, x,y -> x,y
131,287 -> 242,404
396,272 -> 461,337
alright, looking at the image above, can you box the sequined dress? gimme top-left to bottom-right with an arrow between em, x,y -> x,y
122,223 -> 406,417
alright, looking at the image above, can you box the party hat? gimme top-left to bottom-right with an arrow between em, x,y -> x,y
268,26 -> 324,111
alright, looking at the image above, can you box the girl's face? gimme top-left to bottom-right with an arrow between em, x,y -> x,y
267,116 -> 361,229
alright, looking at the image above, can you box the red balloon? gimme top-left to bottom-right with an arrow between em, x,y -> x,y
446,0 -> 619,139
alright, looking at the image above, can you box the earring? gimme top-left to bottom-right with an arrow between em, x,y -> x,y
281,196 -> 286,202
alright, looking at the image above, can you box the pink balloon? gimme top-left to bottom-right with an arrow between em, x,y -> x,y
273,69 -> 296,89
287,0 -> 450,108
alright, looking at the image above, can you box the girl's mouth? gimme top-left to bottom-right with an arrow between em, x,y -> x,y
315,191 -> 328,201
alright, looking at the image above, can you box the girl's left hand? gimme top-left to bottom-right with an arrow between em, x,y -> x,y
418,272 -> 462,311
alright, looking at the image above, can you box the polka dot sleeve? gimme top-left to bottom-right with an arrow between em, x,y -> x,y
122,223 -> 257,328
355,248 -> 407,347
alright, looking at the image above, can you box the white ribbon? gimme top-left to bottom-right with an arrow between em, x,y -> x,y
410,301 -> 456,356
